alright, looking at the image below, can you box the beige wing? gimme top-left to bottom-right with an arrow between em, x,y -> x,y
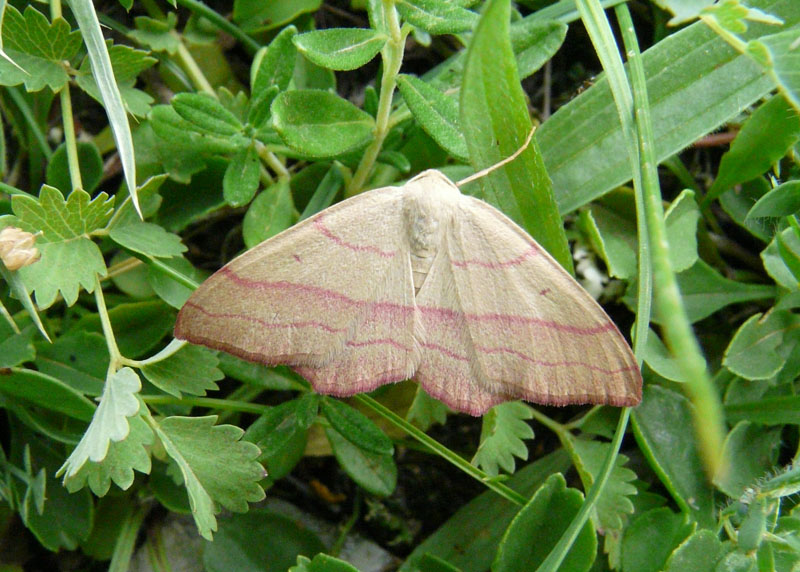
174,186 -> 417,396
414,196 -> 641,415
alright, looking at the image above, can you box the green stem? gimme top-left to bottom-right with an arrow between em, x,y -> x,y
700,14 -> 748,54
4,88 -> 52,160
175,38 -> 215,95
94,275 -> 123,375
59,86 -> 83,191
354,394 -> 527,506
347,2 -> 406,196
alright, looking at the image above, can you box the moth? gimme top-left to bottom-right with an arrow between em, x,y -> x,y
174,170 -> 642,415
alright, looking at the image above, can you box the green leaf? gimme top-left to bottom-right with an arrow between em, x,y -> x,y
470,402 -> 533,477
321,398 -> 394,456
293,28 -> 386,71
571,438 -> 637,533
664,529 -> 726,572
63,414 -> 154,496
155,415 -> 266,540
298,164 -> 344,221
46,141 -> 103,194
0,6 -> 82,91
109,219 -> 187,258
245,395 -> 318,480
777,227 -> 800,284
0,318 -> 35,368
713,421 -> 781,497
172,93 -> 244,137
632,386 -> 715,528
35,330 -> 107,395
0,367 -> 95,421
747,27 -> 800,112
146,255 -> 201,309
290,554 -> 360,572
223,143 -> 261,207
242,178 -> 295,248
706,94 -> 800,202
272,90 -> 375,158
128,12 -> 180,54
399,450 -> 571,571
763,227 -> 800,289
638,260 -> 777,324
251,25 -> 297,95
460,0 -> 571,271
203,509 -> 325,572
723,310 -> 800,380
406,386 -> 449,431
621,508 -> 694,572
58,367 -> 141,478
493,473 -> 597,572
150,105 -> 241,156
74,300 -> 176,358
720,178 -> 774,242
233,0 -> 321,32
511,19 -> 567,80
581,199 -> 637,280
725,395 -> 800,425
746,180 -> 800,219
396,0 -> 478,34
642,328 -> 684,382
141,344 -> 223,398
10,186 -> 113,307
665,190 -> 700,272
396,74 -> 468,161
537,0 -> 800,214
325,426 -> 396,497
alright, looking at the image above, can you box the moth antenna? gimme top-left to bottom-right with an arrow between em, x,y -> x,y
456,127 -> 537,188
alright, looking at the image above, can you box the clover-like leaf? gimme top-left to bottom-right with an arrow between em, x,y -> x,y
64,414 -> 154,496
10,186 -> 113,307
471,401 -> 534,476
153,415 -> 266,540
0,5 -> 82,92
58,367 -> 142,479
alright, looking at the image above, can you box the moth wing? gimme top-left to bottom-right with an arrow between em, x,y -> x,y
175,186 -> 418,394
414,196 -> 641,415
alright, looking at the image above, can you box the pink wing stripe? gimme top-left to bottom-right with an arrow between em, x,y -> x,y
474,345 -> 639,375
313,214 -> 396,258
451,244 -> 539,269
346,338 -> 412,352
182,301 -> 348,334
218,267 -> 614,336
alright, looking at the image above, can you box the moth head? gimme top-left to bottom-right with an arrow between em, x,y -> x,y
402,171 -> 459,253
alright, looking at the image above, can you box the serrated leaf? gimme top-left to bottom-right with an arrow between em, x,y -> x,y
396,74 -> 468,161
571,438 -> 637,533
172,93 -> 244,137
407,386 -> 449,430
290,554 -> 361,572
471,402 -> 533,476
242,178 -> 295,248
494,473 -> 596,572
223,143 -> 261,207
251,25 -> 297,95
128,13 -> 180,54
723,310 -> 800,379
58,367 -> 142,478
321,398 -> 394,455
397,0 -> 478,34
293,28 -> 386,71
64,414 -> 154,495
325,426 -> 396,497
272,90 -> 375,158
0,6 -> 82,91
141,344 -> 223,398
154,415 -> 266,540
12,186 -> 114,240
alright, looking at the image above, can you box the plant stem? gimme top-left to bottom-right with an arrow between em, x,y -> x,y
59,86 -> 83,191
142,395 -> 271,415
176,0 -> 262,54
354,394 -> 527,506
94,275 -> 123,375
347,2 -> 406,196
